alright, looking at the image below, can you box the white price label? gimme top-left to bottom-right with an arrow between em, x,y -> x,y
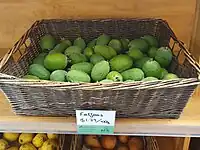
76,110 -> 116,134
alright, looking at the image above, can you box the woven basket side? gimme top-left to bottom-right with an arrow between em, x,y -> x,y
146,137 -> 159,150
59,135 -> 65,150
1,80 -> 197,118
70,136 -> 159,150
168,39 -> 199,79
70,135 -> 82,150
170,56 -> 198,78
154,20 -> 171,46
40,19 -> 161,42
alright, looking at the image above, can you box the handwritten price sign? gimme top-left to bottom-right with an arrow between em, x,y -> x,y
76,110 -> 116,134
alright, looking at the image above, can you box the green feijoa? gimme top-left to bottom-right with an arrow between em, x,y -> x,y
73,37 -> 86,50
96,34 -> 111,45
91,61 -> 110,81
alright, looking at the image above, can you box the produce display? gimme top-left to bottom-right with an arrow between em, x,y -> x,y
84,135 -> 144,150
0,132 -> 59,150
23,34 -> 179,82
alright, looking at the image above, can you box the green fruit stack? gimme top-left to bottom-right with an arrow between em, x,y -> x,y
23,34 -> 179,83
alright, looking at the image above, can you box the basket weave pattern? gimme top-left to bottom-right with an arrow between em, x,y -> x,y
0,19 -> 199,118
70,136 -> 159,150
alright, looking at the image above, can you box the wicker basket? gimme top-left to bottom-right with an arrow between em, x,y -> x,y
0,18 -> 199,118
62,134 -> 78,150
70,135 -> 159,150
58,134 -> 66,150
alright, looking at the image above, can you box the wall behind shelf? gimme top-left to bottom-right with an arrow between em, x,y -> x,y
190,0 -> 200,60
0,0 -> 196,52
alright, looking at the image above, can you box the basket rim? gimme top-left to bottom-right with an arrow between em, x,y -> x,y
0,77 -> 199,90
38,17 -> 167,22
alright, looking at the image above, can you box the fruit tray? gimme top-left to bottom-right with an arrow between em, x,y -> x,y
0,18 -> 200,118
70,135 -> 159,150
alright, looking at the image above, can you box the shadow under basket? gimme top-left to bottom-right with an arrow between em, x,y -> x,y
0,18 -> 199,118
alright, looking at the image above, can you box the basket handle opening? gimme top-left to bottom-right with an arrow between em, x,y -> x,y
168,35 -> 200,79
163,20 -> 200,75
0,21 -> 40,69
